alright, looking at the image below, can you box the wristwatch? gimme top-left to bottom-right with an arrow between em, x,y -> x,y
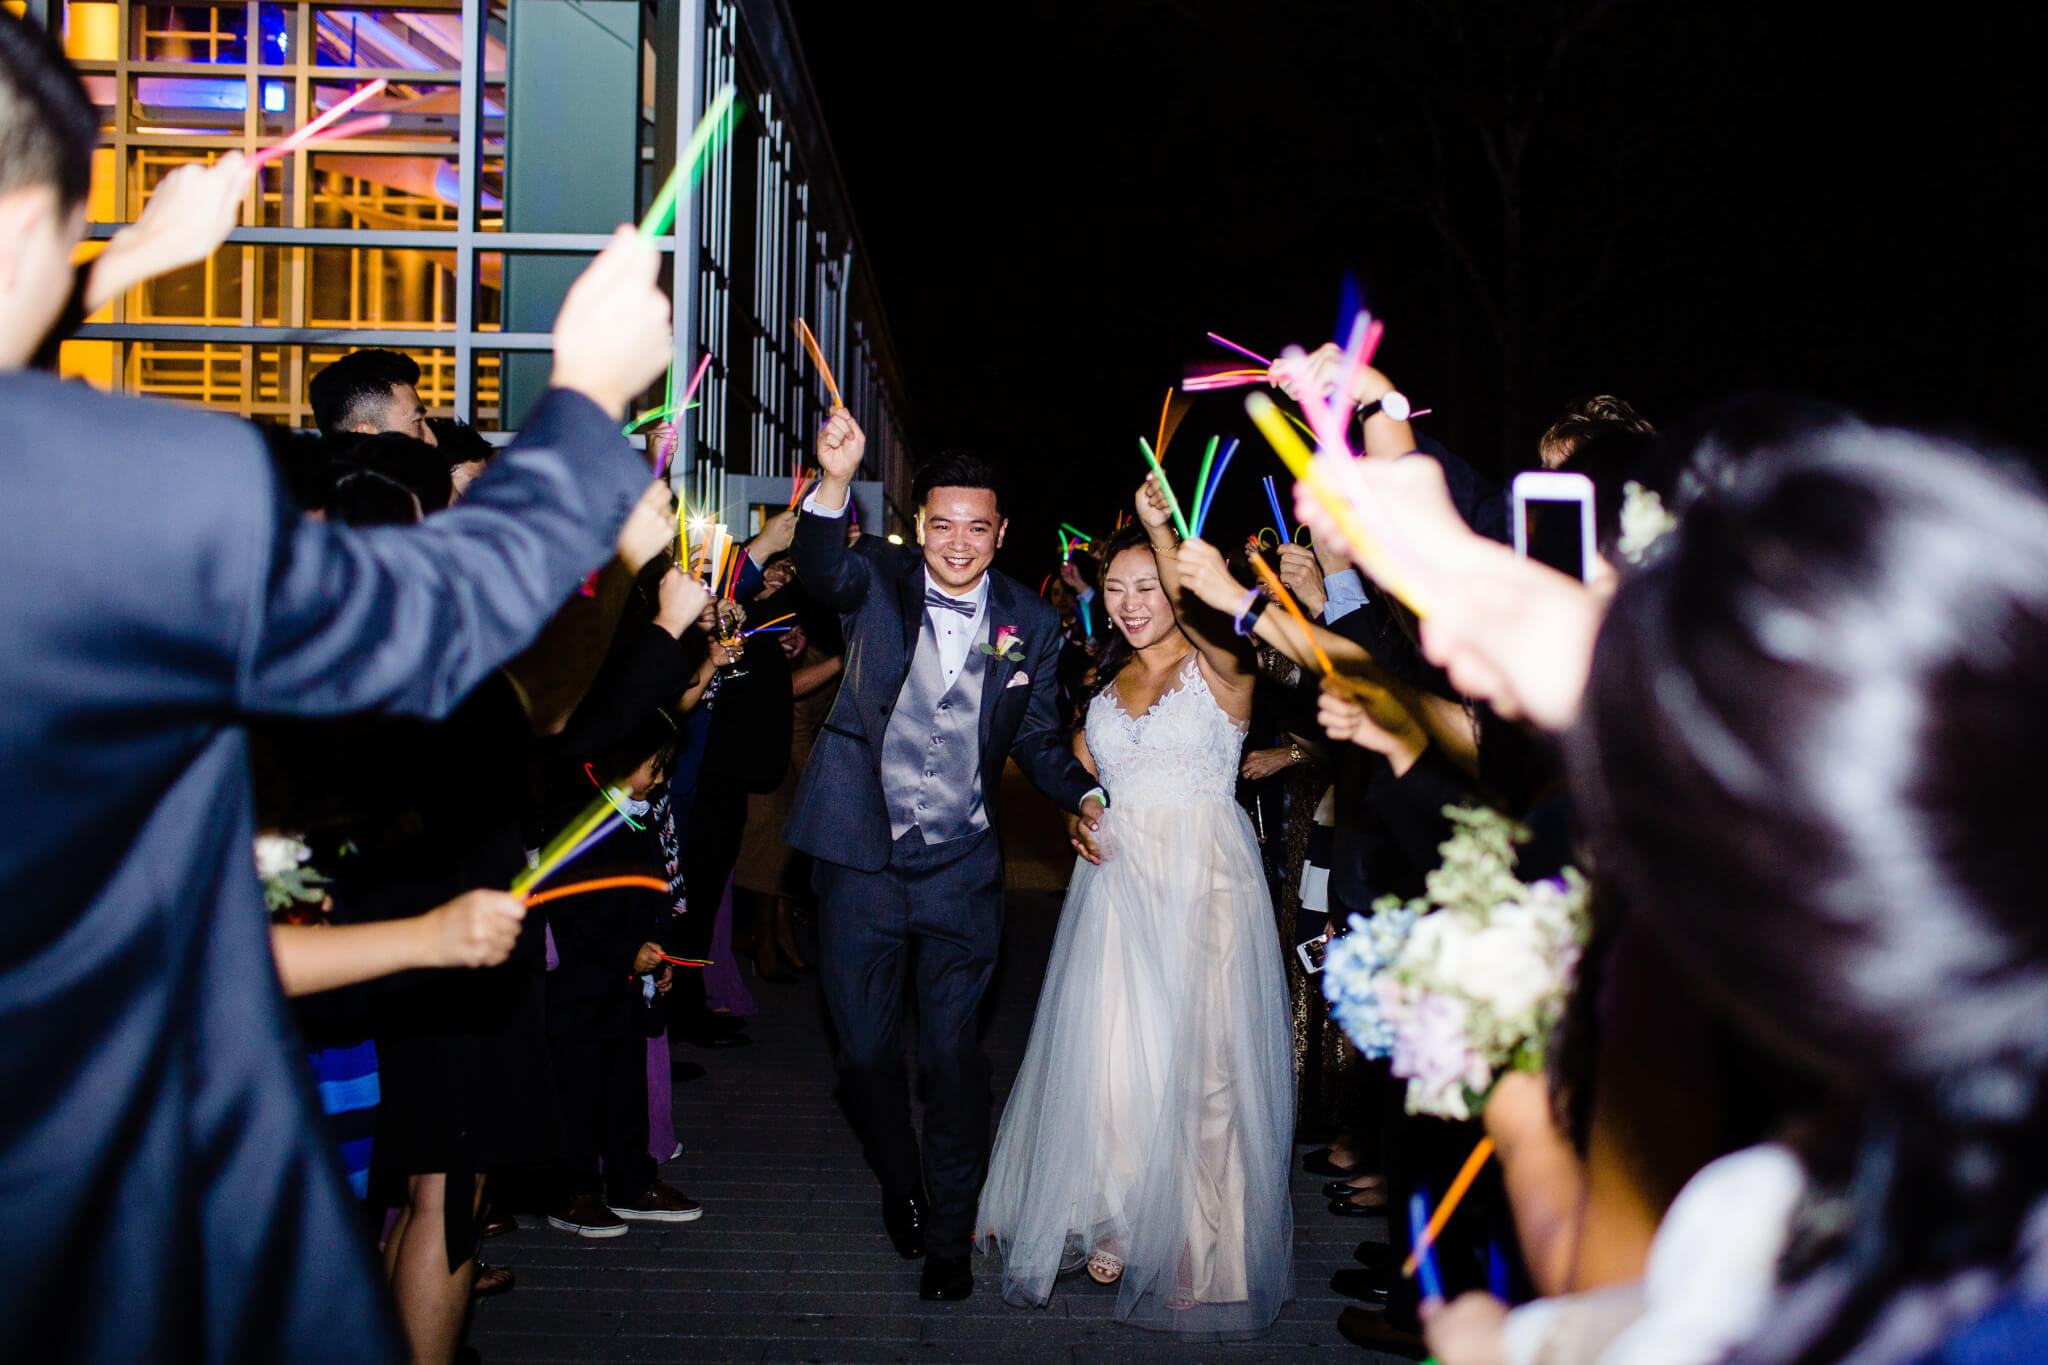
1358,390 -> 1412,423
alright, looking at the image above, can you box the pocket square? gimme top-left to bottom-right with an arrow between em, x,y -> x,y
1005,671 -> 1030,689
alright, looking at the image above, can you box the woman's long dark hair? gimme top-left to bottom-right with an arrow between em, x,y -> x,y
1085,522 -> 1162,699
1567,412 -> 2048,1363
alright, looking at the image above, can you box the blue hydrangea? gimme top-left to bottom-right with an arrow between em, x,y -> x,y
1321,906 -> 1419,1059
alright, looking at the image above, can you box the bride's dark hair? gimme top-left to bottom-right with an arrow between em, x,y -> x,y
1568,411 -> 2048,1363
1085,523 -> 1163,700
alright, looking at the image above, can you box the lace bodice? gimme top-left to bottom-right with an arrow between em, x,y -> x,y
1085,654 -> 1248,809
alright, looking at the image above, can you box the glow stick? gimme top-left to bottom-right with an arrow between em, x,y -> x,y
1408,1192 -> 1445,1301
640,81 -> 738,238
248,78 -> 388,167
1154,388 -> 1190,462
794,317 -> 844,409
513,792 -> 627,897
1058,523 -> 1096,546
1250,552 -> 1334,676
1077,595 -> 1092,638
1206,331 -> 1271,366
657,953 -> 713,967
247,115 -> 391,169
1136,437 -> 1190,541
552,812 -> 626,881
1262,475 -> 1291,542
524,875 -> 669,908
750,613 -> 795,632
1193,437 -> 1238,538
1057,529 -> 1072,560
1246,393 -> 1436,619
1190,435 -> 1220,539
1182,368 -> 1268,392
1403,1137 -> 1494,1280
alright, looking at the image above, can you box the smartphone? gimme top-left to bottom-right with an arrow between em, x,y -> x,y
1295,933 -> 1329,975
1511,470 -> 1597,584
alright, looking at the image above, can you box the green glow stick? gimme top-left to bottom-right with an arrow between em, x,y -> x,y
1190,434 -> 1219,539
638,81 -> 739,240
1137,437 -> 1190,541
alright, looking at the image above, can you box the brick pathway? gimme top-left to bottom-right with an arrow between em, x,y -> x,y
470,890 -> 1398,1363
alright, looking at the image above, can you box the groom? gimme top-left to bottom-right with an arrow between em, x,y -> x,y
786,407 -> 1106,1302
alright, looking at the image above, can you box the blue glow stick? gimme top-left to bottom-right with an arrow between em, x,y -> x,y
1262,474 -> 1291,543
1409,1190 -> 1445,1302
1077,595 -> 1092,638
551,810 -> 627,885
1193,437 -> 1239,538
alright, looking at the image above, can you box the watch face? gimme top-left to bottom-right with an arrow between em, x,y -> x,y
1380,391 -> 1412,423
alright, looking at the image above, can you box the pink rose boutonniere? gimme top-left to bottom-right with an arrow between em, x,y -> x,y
977,625 -> 1026,662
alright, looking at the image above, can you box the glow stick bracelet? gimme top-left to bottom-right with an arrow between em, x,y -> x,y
1206,331 -> 1271,366
640,81 -> 738,238
794,317 -> 844,409
1408,1191 -> 1445,1301
1263,475 -> 1291,542
1193,437 -> 1238,538
1136,437 -> 1191,541
585,763 -> 643,829
1191,435 -> 1220,540
1249,552 -> 1334,677
249,78 -> 388,167
513,793 -> 626,896
1254,526 -> 1280,551
1403,1136 -> 1495,1279
524,875 -> 669,908
1246,393 -> 1436,619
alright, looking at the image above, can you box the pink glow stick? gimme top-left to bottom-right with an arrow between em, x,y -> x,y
247,115 -> 391,169
249,78 -> 388,167
678,352 -> 714,408
1207,331 -> 1271,367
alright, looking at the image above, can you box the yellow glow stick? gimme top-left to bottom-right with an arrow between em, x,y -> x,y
1245,393 -> 1436,619
512,791 -> 622,897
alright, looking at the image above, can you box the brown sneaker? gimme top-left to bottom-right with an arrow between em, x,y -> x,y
610,1181 -> 702,1223
545,1193 -> 628,1238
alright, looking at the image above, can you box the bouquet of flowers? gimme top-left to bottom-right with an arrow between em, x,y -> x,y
255,832 -> 330,923
1322,805 -> 1589,1120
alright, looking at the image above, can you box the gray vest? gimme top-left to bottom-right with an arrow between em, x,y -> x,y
880,606 -> 991,844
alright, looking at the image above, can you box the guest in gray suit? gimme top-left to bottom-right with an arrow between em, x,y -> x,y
786,408 -> 1107,1302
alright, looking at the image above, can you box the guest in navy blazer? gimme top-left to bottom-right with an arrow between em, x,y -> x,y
0,17 -> 676,1360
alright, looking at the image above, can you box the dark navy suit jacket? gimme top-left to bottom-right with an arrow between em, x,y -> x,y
783,510 -> 1093,874
0,372 -> 645,1363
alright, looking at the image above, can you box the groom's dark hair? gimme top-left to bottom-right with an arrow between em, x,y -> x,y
913,450 -> 1004,518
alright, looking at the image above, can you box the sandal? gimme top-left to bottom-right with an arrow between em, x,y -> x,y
471,1261 -> 515,1297
1085,1250 -> 1124,1284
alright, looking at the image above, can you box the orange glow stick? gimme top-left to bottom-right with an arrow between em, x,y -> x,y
249,78 -> 388,168
794,318 -> 843,409
1249,552 -> 1335,677
523,875 -> 669,908
1403,1137 -> 1495,1279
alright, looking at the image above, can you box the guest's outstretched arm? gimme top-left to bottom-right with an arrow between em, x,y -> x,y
1131,475 -> 1253,700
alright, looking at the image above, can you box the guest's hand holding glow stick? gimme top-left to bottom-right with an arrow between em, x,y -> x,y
87,154 -> 255,311
617,478 -> 681,571
550,226 -> 671,421
653,564 -> 712,637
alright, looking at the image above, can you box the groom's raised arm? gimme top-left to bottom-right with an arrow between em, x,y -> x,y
790,406 -> 872,613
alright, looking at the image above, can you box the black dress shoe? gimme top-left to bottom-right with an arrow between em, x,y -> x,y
1329,1266 -> 1390,1304
1336,1305 -> 1427,1359
1302,1147 -> 1363,1179
1328,1189 -> 1390,1217
882,1193 -> 926,1259
1323,1175 -> 1388,1199
919,1252 -> 973,1301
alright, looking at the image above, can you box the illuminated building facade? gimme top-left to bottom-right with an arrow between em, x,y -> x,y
30,0 -> 911,528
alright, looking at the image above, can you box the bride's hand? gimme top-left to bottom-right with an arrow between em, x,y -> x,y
1066,806 -> 1105,865
1134,473 -> 1176,536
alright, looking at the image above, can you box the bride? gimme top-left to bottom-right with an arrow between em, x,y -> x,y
976,476 -> 1295,1339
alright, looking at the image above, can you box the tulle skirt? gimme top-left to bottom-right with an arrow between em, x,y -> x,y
976,797 -> 1295,1339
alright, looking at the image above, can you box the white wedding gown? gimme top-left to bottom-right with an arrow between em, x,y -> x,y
977,655 -> 1295,1339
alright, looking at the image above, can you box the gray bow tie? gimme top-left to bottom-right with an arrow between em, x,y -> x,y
925,589 -> 978,619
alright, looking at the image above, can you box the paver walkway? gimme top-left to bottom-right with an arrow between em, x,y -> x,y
471,889 -> 1400,1364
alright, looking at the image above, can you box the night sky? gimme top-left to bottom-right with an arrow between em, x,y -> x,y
787,1 -> 2048,575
